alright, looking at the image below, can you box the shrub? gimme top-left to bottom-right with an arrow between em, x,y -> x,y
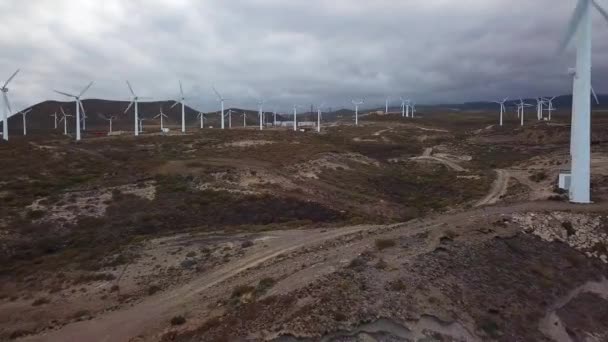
256,277 -> 276,295
375,238 -> 396,250
170,315 -> 186,326
241,240 -> 254,248
32,297 -> 50,306
231,285 -> 255,298
148,285 -> 161,296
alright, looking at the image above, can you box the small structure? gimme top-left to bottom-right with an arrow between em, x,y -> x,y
558,170 -> 571,191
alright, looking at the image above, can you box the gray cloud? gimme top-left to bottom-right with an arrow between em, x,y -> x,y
1,0 -> 607,113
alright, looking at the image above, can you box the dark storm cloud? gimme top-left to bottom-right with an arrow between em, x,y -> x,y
0,0 -> 607,113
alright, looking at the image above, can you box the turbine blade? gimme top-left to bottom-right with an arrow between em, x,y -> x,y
212,86 -> 222,100
170,101 -> 179,109
593,0 -> 608,22
79,100 -> 86,117
54,90 -> 75,97
558,0 -> 590,53
591,85 -> 600,104
3,69 -> 20,89
124,101 -> 134,113
179,81 -> 184,97
79,81 -> 94,97
60,106 -> 66,116
126,80 -> 135,96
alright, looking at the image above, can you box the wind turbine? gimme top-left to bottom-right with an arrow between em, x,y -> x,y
212,86 -> 229,130
101,114 -> 116,134
258,99 -> 265,130
517,99 -> 533,126
54,81 -> 93,141
399,97 -> 406,117
18,109 -> 32,136
545,97 -> 557,121
535,98 -> 546,120
559,0 -> 608,203
228,109 -> 232,128
293,105 -> 299,131
1,69 -> 19,141
352,100 -> 364,126
385,97 -> 390,114
124,81 -> 150,136
410,102 -> 417,118
154,106 -> 168,131
59,107 -> 72,135
171,81 -> 187,133
317,103 -> 324,133
50,111 -> 58,129
273,107 -> 277,126
495,97 -> 508,126
196,112 -> 205,129
138,117 -> 145,133
242,111 -> 247,127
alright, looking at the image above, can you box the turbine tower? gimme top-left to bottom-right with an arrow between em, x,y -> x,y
50,111 -> 58,129
54,81 -> 94,141
171,81 -> 187,133
197,112 -> 205,129
154,106 -> 168,131
293,105 -> 299,131
317,103 -> 324,133
125,81 -> 150,136
517,99 -> 533,126
559,0 -> 608,203
1,69 -> 19,141
535,98 -> 546,120
19,109 -> 32,136
258,99 -> 265,130
545,96 -> 557,121
212,86 -> 229,130
385,96 -> 390,114
399,97 -> 407,117
495,97 -> 508,126
59,107 -> 72,135
352,100 -> 364,126
101,113 -> 116,134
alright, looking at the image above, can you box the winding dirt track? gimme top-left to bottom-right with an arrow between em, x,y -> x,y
22,225 -> 376,342
475,169 -> 510,207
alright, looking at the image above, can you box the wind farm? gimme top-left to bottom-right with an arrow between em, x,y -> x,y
2,1 -> 608,342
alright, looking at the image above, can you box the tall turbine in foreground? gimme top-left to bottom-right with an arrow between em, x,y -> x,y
171,81 -> 187,133
212,86 -> 228,130
125,81 -> 150,136
559,0 -> 608,203
54,81 -> 94,141
495,97 -> 508,126
1,69 -> 19,141
352,100 -> 364,126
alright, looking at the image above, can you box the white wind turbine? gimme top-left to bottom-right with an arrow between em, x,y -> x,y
212,86 -> 229,130
101,114 -> 116,134
535,98 -> 546,120
59,107 -> 72,135
54,81 -> 93,141
242,111 -> 247,127
559,0 -> 608,203
317,103 -> 324,133
495,97 -> 509,126
50,111 -> 58,129
352,100 -> 364,126
1,69 -> 19,141
258,99 -> 265,130
399,97 -> 406,117
517,99 -> 533,126
410,102 -> 417,118
19,109 -> 32,136
228,108 -> 232,128
154,106 -> 168,131
545,97 -> 557,121
124,81 -> 150,136
138,117 -> 145,133
273,107 -> 277,126
293,105 -> 300,131
196,112 -> 205,129
170,81 -> 188,133
385,96 -> 390,114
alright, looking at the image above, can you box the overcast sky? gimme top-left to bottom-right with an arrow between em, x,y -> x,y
1,0 -> 608,112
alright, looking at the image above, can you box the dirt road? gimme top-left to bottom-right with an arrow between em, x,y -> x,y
410,156 -> 467,172
22,225 -> 377,342
475,169 -> 510,207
